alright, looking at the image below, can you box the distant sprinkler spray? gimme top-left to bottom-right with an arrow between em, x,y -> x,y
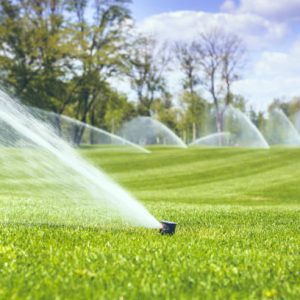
159,220 -> 177,235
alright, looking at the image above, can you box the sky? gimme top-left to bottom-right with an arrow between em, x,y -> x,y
120,0 -> 300,111
131,0 -> 222,20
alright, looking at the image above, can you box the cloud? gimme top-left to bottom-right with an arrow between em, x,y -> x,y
138,11 -> 287,49
134,10 -> 300,110
233,77 -> 300,111
221,0 -> 236,12
232,37 -> 300,109
221,0 -> 300,21
115,6 -> 300,111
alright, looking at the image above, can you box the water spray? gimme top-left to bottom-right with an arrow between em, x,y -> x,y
0,89 -> 160,228
120,116 -> 187,148
159,220 -> 177,235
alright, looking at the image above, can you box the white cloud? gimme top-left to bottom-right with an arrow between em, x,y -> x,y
232,37 -> 300,110
233,77 -> 300,111
110,5 -> 300,112
255,53 -> 299,78
138,11 -> 287,50
221,0 -> 236,12
134,10 -> 300,110
221,0 -> 300,21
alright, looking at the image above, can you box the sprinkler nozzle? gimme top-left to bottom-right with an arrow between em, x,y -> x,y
159,220 -> 177,235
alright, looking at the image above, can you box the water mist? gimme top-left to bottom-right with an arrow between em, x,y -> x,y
119,116 -> 187,148
0,89 -> 160,228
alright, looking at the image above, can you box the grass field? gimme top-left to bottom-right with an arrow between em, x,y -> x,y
0,147 -> 299,299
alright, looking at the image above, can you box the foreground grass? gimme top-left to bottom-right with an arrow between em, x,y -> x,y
0,147 -> 299,299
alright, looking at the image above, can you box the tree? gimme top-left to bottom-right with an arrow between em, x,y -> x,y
178,92 -> 209,142
103,90 -> 136,134
65,0 -> 132,144
0,0 -> 72,113
174,41 -> 209,141
268,98 -> 289,115
231,94 -> 247,112
249,107 -> 266,130
174,41 -> 200,95
125,35 -> 170,116
288,97 -> 300,117
194,28 -> 245,132
0,0 -> 132,144
152,92 -> 178,134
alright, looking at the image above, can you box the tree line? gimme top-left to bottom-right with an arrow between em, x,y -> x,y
1,0 -> 297,144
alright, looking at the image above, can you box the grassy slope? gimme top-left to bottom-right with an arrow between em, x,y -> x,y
86,147 -> 300,205
0,147 -> 299,299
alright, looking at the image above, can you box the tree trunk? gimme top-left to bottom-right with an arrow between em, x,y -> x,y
217,105 -> 229,145
111,118 -> 115,134
73,91 -> 90,146
73,114 -> 87,146
90,109 -> 96,144
183,130 -> 187,143
192,122 -> 197,142
54,114 -> 62,137
216,109 -> 222,133
74,125 -> 85,146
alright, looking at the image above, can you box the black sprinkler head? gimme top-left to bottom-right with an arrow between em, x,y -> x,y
159,220 -> 177,235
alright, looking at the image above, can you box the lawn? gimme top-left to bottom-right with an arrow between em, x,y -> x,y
0,147 -> 299,299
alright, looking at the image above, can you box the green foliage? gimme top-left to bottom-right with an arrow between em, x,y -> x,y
67,0 -> 131,125
0,147 -> 299,299
288,97 -> 300,117
268,98 -> 290,115
0,0 -> 133,133
178,91 -> 211,142
152,93 -> 178,132
230,94 -> 247,112
103,90 -> 136,133
249,108 -> 266,130
0,0 -> 72,110
268,97 -> 300,119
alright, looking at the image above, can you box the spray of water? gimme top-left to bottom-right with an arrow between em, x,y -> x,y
0,89 -> 160,228
263,109 -> 300,146
292,110 -> 300,136
189,132 -> 233,147
119,116 -> 187,148
204,106 -> 269,148
30,107 -> 150,153
222,106 -> 270,148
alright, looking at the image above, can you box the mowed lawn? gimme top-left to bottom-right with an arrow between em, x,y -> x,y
0,147 -> 299,299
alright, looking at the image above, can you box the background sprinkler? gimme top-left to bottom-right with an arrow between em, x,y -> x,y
159,220 -> 177,235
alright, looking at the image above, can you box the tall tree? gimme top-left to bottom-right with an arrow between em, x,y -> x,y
175,41 -> 206,140
103,89 -> 136,134
125,35 -> 170,116
66,0 -> 131,144
288,97 -> 300,117
0,0 -> 71,112
174,41 -> 200,95
194,28 -> 245,132
268,98 -> 289,115
0,0 -> 132,144
152,92 -> 178,134
249,107 -> 266,130
179,92 -> 209,142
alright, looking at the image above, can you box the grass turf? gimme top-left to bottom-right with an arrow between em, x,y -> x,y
0,147 -> 299,299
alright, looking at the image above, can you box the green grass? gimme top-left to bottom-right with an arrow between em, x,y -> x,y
0,147 -> 299,299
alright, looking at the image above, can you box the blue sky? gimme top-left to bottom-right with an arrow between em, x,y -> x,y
130,0 -> 223,20
118,0 -> 300,111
